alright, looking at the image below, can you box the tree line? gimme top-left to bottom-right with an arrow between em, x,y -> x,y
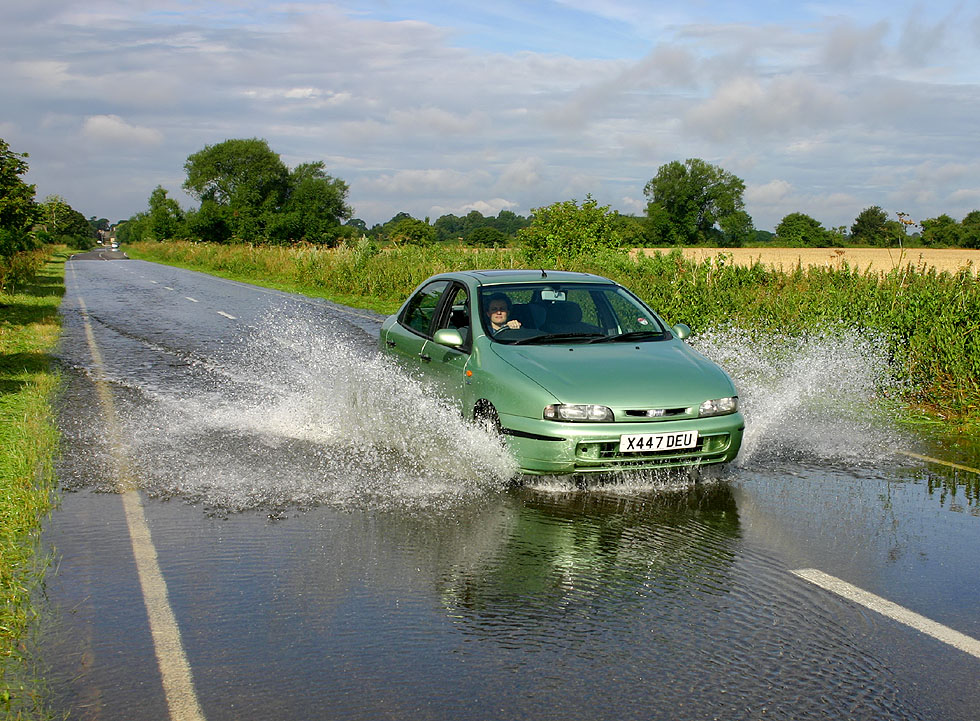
5,135 -> 980,266
117,140 -> 980,250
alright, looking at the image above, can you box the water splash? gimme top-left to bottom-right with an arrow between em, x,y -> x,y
80,303 -> 910,508
692,326 -> 909,469
123,307 -> 516,512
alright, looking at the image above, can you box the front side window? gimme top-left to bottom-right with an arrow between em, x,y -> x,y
433,284 -> 472,349
401,280 -> 449,336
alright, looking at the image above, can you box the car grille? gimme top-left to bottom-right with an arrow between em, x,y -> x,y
620,407 -> 692,420
572,433 -> 732,472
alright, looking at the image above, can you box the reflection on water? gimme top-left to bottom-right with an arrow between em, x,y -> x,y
439,484 -> 740,637
44,480 -> 929,721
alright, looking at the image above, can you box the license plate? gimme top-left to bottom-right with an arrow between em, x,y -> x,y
619,431 -> 698,452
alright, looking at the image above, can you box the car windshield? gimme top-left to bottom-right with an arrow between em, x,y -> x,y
477,283 -> 669,344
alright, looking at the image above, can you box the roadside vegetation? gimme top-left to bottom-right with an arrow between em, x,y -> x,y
2,138 -> 93,718
0,252 -> 65,718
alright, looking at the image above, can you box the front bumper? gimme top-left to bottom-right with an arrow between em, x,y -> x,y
498,411 -> 745,475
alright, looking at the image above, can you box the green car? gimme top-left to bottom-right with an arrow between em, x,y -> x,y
380,270 -> 744,475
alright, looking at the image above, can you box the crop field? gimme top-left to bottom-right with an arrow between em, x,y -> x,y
642,247 -> 980,275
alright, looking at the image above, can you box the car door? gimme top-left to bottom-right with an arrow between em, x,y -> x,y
421,282 -> 473,411
382,279 -> 449,376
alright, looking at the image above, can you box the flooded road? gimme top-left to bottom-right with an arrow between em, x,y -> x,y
40,256 -> 980,720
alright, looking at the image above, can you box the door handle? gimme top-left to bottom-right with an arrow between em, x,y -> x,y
419,353 -> 432,362
385,340 -> 396,347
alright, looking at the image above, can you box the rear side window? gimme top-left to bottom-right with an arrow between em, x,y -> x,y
401,280 -> 449,336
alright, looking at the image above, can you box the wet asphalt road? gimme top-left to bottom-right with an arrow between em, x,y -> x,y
38,253 -> 980,720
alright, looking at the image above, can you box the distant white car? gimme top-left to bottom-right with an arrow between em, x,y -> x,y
110,242 -> 119,250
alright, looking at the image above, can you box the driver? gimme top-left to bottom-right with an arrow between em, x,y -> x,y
484,293 -> 522,335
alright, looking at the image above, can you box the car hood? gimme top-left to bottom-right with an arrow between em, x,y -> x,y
492,340 -> 735,407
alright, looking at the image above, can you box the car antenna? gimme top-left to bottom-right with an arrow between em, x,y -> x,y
540,269 -> 547,278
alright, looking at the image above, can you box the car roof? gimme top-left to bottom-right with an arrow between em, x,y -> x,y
452,269 -> 614,286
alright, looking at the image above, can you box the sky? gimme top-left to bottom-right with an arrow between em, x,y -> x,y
3,0 -> 980,231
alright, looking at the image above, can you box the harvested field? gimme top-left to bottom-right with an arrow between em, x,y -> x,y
634,247 -> 980,275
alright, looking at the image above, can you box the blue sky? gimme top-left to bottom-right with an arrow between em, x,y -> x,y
3,1 -> 979,231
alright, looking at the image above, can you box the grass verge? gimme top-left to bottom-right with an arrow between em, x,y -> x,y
0,251 -> 66,718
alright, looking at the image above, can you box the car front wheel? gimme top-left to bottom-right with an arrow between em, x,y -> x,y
473,400 -> 502,437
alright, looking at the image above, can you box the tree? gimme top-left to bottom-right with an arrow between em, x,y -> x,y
433,214 -> 465,242
148,186 -> 184,240
184,199 -> 232,243
39,195 -> 95,249
643,158 -> 750,245
469,226 -> 506,247
387,216 -> 435,246
494,210 -> 529,237
850,206 -> 890,246
181,139 -> 352,243
281,161 -> 351,244
0,138 -> 38,237
183,138 -> 289,240
518,195 -> 625,262
183,138 -> 289,207
718,210 -> 753,248
609,213 -> 649,248
115,213 -> 151,244
0,138 -> 40,259
775,212 -> 828,247
920,214 -> 961,247
960,210 -> 980,249
88,216 -> 110,232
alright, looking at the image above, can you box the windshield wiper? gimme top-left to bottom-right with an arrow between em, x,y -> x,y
589,330 -> 664,343
510,332 -> 604,345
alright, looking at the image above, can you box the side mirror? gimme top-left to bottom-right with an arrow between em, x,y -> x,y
433,328 -> 464,348
672,323 -> 692,340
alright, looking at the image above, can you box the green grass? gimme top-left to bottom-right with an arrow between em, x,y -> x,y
0,251 -> 66,719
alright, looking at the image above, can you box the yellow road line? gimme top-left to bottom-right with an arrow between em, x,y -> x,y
77,296 -> 207,721
896,450 -> 980,475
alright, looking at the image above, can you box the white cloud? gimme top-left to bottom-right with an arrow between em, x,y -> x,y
497,157 -> 544,189
746,180 -> 793,205
363,168 -> 491,196
15,60 -> 71,87
820,19 -> 889,74
388,107 -> 488,135
82,115 -> 163,146
685,74 -> 845,141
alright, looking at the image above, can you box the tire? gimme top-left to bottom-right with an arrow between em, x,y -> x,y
473,401 -> 502,437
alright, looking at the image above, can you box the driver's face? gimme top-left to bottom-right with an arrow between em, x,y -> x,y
487,302 -> 508,319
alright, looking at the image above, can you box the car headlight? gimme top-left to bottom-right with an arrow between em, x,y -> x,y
543,404 -> 614,422
699,396 -> 738,417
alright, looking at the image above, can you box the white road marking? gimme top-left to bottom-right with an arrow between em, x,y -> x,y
202,273 -> 380,321
184,297 -> 199,303
76,296 -> 208,721
164,286 -> 175,291
897,450 -> 980,475
216,311 -> 236,319
792,568 -> 980,659
150,280 -> 159,284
